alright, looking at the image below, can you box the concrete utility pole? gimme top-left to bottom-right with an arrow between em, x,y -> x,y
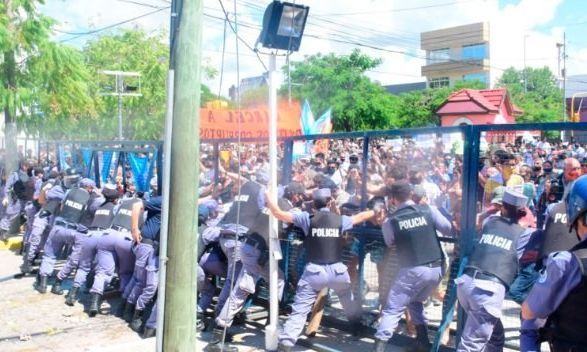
161,0 -> 202,350
523,34 -> 528,93
562,32 -> 567,124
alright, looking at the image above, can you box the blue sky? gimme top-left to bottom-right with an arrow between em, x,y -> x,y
41,0 -> 587,92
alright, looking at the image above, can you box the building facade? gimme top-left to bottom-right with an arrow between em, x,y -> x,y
421,22 -> 493,89
228,73 -> 269,102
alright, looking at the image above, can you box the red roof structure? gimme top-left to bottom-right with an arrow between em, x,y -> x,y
436,88 -> 525,143
436,88 -> 522,118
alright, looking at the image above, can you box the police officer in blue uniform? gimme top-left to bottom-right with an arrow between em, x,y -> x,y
0,160 -> 33,237
374,181 -> 452,352
22,167 -> 44,251
94,196 -> 143,320
64,184 -> 120,306
265,187 -> 381,352
204,171 -> 281,352
124,195 -> 161,332
456,188 -> 530,352
522,175 -> 587,351
515,199 -> 579,351
200,169 -> 269,326
35,170 -> 92,294
21,170 -> 60,274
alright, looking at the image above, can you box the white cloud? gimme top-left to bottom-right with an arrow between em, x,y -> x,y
40,0 -> 581,94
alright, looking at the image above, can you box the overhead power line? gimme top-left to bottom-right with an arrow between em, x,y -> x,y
316,0 -> 472,16
217,0 -> 268,71
55,6 -> 169,38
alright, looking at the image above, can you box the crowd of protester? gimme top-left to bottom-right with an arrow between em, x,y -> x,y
3,132 -> 587,351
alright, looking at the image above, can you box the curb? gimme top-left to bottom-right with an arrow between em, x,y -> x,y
0,236 -> 22,250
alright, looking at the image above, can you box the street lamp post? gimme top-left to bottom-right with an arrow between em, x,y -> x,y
99,70 -> 142,140
258,2 -> 309,350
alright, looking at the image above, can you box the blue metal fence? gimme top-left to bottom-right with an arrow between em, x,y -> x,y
41,122 -> 587,350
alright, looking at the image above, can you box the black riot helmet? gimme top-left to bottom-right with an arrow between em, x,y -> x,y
63,168 -> 81,189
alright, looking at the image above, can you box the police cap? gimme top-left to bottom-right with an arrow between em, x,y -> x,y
284,182 -> 305,197
102,183 -> 120,199
502,188 -> 527,208
312,188 -> 331,200
80,178 -> 96,189
412,185 -> 427,200
255,169 -> 270,185
318,178 -> 338,191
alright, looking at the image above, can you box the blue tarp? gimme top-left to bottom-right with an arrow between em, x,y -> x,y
128,152 -> 150,192
101,151 -> 113,184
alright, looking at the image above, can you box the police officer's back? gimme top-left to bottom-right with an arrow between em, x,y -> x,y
457,189 -> 529,352
522,175 -> 587,351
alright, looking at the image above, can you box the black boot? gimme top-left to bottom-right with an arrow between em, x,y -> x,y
20,257 -> 33,274
130,310 -> 144,332
51,279 -> 64,295
408,325 -> 431,352
123,303 -> 135,323
277,343 -> 292,352
373,339 -> 387,352
89,293 -> 101,317
350,318 -> 363,337
35,274 -> 48,294
115,302 -> 127,318
197,312 -> 205,332
65,286 -> 80,306
203,327 -> 238,352
142,327 -> 156,339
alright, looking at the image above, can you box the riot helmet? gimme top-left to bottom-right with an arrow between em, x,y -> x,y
63,168 -> 81,189
567,175 -> 587,232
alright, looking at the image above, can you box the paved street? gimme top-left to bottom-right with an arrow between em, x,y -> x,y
0,242 -> 412,352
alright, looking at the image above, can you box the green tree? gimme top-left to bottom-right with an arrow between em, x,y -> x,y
81,29 -> 217,140
394,80 -> 487,128
497,66 -> 562,123
0,0 -> 97,171
240,85 -> 269,107
284,50 -> 399,131
82,29 -> 169,140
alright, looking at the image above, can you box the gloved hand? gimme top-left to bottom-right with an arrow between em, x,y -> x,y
2,197 -> 8,207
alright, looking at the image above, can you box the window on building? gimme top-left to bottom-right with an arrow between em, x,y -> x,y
429,77 -> 449,89
462,43 -> 487,60
463,72 -> 488,85
428,48 -> 450,64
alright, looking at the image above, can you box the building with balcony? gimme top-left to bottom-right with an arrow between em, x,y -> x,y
421,22 -> 493,89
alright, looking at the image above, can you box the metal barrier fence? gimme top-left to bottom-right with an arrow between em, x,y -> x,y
42,122 -> 587,351
38,140 -> 162,193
